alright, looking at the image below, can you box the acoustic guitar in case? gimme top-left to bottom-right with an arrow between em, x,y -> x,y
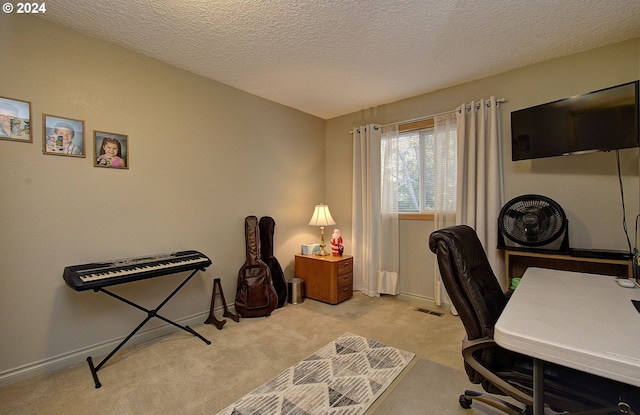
259,216 -> 287,308
235,216 -> 278,317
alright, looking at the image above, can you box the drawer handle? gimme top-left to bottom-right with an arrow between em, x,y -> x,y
342,288 -> 349,292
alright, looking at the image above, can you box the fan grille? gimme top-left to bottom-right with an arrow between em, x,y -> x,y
499,195 -> 566,247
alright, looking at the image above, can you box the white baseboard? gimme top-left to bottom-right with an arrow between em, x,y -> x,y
0,311 -> 210,388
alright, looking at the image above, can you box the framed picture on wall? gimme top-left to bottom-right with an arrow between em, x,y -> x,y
43,114 -> 85,157
94,130 -> 128,169
0,96 -> 32,143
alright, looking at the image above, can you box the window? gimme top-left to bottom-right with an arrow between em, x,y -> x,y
393,121 -> 457,213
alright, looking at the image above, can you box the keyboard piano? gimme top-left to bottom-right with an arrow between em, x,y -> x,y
63,250 -> 212,291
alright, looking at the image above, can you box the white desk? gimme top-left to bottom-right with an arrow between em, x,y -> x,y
495,267 -> 640,415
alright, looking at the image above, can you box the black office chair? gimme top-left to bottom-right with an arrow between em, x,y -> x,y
429,224 -> 639,415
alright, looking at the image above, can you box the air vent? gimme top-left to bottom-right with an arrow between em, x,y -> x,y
415,307 -> 444,317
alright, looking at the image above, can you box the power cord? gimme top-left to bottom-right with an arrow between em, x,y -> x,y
615,150 -> 640,281
615,150 -> 633,254
635,213 -> 640,281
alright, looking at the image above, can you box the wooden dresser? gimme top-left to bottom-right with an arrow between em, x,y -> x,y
294,254 -> 353,304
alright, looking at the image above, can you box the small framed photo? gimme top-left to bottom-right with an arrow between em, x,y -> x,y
94,130 -> 128,169
43,114 -> 85,157
0,96 -> 32,143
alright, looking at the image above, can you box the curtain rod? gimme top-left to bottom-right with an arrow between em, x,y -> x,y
380,97 -> 506,129
349,97 -> 506,134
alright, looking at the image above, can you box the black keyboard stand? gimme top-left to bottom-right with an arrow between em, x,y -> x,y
86,268 -> 211,388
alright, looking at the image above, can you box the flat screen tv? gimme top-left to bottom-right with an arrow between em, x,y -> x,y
511,81 -> 639,161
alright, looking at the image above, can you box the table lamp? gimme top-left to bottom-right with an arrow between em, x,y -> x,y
308,204 -> 336,256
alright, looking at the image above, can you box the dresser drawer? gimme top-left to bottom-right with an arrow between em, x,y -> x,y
337,284 -> 353,303
337,258 -> 353,276
338,272 -> 353,289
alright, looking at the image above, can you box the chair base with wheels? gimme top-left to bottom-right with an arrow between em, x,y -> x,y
460,390 -> 528,415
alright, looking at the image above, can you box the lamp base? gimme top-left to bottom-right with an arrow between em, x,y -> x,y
314,226 -> 330,256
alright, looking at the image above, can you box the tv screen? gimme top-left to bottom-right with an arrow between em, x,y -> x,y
511,81 -> 639,161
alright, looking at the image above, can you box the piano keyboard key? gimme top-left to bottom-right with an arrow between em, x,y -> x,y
79,256 -> 207,282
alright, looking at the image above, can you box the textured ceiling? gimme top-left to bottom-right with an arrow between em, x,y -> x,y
39,0 -> 640,119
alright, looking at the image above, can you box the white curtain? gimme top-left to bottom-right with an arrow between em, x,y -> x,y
456,97 -> 505,277
433,97 -> 505,310
432,112 -> 458,309
352,124 -> 400,297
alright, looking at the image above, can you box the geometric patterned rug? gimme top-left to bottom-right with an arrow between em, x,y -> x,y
214,332 -> 415,415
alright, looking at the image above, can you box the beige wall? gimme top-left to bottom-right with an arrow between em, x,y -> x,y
326,38 -> 640,304
0,15 -> 325,384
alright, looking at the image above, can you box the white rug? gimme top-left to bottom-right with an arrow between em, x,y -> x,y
215,332 -> 415,415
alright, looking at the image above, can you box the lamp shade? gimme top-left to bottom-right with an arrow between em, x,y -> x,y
308,204 -> 336,227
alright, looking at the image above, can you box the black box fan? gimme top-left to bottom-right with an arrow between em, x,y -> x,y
498,194 -> 569,253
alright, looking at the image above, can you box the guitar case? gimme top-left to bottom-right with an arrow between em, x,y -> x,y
259,216 -> 287,308
235,216 -> 278,317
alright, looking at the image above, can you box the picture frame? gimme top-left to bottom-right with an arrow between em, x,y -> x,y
0,96 -> 32,143
94,130 -> 128,169
43,114 -> 85,157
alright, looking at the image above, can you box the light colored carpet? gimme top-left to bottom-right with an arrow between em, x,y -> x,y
0,293 -> 488,415
215,332 -> 414,415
